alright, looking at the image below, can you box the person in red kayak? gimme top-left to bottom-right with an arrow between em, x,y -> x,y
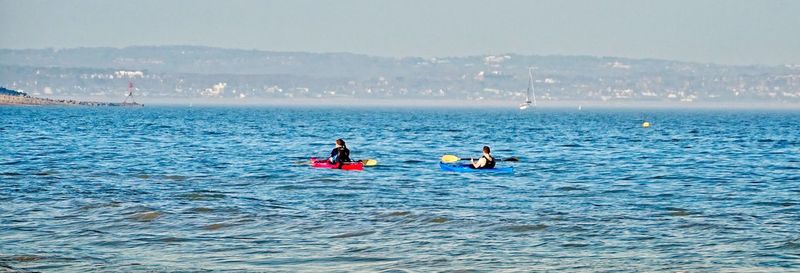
329,139 -> 352,164
470,146 -> 496,169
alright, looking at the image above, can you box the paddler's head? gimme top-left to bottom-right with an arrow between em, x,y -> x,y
483,146 -> 491,155
336,139 -> 346,148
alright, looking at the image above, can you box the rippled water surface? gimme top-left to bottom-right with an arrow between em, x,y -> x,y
1,106 -> 799,272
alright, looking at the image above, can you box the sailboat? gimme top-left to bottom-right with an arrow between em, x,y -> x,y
519,67 -> 537,110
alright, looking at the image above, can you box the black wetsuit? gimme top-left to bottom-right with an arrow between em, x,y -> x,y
329,147 -> 352,163
474,155 -> 496,169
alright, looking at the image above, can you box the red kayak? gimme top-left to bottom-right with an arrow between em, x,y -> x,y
310,158 -> 364,171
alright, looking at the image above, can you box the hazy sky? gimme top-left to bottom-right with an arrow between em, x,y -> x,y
1,0 -> 798,65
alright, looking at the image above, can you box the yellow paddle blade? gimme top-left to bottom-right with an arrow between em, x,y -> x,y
362,159 -> 378,167
441,154 -> 461,163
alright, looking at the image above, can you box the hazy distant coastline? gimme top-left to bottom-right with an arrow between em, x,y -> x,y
1,46 -> 799,107
38,96 -> 795,110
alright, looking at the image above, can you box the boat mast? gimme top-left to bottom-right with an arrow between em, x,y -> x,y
527,67 -> 537,106
123,81 -> 136,104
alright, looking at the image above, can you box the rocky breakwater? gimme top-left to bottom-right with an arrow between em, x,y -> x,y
0,87 -> 142,107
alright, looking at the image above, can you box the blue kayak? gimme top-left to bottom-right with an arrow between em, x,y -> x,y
439,162 -> 514,173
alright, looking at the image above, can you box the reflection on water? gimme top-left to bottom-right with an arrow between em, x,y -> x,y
1,106 -> 799,272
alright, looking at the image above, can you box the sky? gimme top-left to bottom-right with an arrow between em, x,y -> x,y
1,0 -> 798,65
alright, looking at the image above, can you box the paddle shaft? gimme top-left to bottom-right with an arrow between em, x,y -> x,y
450,157 -> 518,162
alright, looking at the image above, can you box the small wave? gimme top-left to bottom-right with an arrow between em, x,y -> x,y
162,237 -> 192,243
386,211 -> 411,217
202,130 -> 225,135
648,193 -> 675,198
751,201 -> 797,207
555,186 -> 585,191
129,211 -> 162,222
601,189 -> 631,194
273,185 -> 311,191
380,269 -> 412,273
272,184 -> 350,191
326,193 -> 358,198
345,246 -> 371,253
780,239 -> 800,249
647,174 -> 669,179
164,175 -> 187,181
402,159 -> 426,164
0,160 -> 22,166
0,254 -> 77,265
202,223 -> 231,231
0,255 -> 44,262
619,175 -> 637,181
76,229 -> 108,235
678,223 -> 721,231
242,174 -> 274,179
188,207 -> 214,213
377,211 -> 416,223
80,202 -> 122,211
561,243 -> 590,248
330,230 -> 376,239
33,171 -> 55,176
665,208 -> 699,217
499,224 -> 547,233
261,256 -> 399,266
182,192 -> 226,201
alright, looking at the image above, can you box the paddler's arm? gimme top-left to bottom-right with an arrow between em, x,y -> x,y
471,157 -> 486,168
329,148 -> 338,163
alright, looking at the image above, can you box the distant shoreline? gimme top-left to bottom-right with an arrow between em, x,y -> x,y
115,97 -> 800,110
0,94 -> 143,107
4,95 -> 798,110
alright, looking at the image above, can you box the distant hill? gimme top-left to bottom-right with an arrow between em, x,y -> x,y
0,46 -> 798,103
1,45 -> 765,77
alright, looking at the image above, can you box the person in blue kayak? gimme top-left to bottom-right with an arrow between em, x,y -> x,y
329,138 -> 352,164
470,146 -> 496,169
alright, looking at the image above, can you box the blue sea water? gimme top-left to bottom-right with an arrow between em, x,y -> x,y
1,106 -> 799,272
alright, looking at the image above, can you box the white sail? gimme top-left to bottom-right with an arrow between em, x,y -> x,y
519,67 -> 537,110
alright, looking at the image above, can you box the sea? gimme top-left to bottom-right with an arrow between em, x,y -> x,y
1,106 -> 798,272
